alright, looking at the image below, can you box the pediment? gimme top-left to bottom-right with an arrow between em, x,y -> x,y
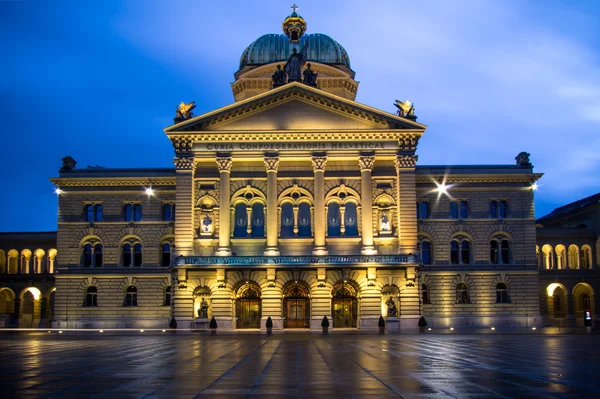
165,82 -> 425,133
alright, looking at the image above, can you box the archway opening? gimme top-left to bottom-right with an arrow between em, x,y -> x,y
236,283 -> 261,329
283,282 -> 310,328
331,282 -> 357,328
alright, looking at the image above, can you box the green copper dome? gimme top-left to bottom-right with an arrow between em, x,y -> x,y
239,33 -> 351,71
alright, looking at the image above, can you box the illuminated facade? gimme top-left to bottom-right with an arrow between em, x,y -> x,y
1,10 -> 562,331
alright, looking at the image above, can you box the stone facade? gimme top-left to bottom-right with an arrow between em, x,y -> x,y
1,10 -> 574,332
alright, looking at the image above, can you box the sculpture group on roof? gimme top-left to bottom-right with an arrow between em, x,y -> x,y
272,46 -> 318,88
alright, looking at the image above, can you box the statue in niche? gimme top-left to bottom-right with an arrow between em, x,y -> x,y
201,214 -> 212,233
386,296 -> 397,317
284,45 -> 308,83
302,63 -> 318,86
271,64 -> 287,87
198,297 -> 209,319
380,214 -> 391,232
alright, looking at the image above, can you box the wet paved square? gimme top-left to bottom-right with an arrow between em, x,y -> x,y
1,333 -> 599,398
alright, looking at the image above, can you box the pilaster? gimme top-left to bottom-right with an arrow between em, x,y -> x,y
311,154 -> 328,256
394,154 -> 418,255
174,157 -> 196,257
264,154 -> 280,256
215,156 -> 233,256
359,154 -> 377,255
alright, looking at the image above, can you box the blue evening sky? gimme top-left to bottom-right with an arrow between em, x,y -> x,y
1,0 -> 599,232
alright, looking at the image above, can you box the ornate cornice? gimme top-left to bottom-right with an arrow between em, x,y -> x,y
49,178 -> 175,187
398,133 -> 420,152
415,174 -> 543,184
264,155 -> 280,172
395,155 -> 418,169
311,155 -> 328,171
215,156 -> 233,172
358,155 -> 375,171
174,157 -> 196,171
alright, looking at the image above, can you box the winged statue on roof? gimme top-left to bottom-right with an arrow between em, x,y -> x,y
394,100 -> 415,117
175,101 -> 197,121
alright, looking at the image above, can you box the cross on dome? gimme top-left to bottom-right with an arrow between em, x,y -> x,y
291,4 -> 299,13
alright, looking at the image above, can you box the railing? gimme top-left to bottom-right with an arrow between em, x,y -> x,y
177,254 -> 416,266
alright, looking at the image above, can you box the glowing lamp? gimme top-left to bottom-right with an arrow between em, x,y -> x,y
435,182 -> 448,195
531,183 -> 538,191
145,187 -> 154,196
54,188 -> 63,195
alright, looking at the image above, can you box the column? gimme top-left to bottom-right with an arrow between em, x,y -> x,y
312,154 -> 328,256
174,157 -> 196,257
359,154 -> 377,255
264,154 -> 280,256
215,156 -> 233,256
394,154 -> 419,255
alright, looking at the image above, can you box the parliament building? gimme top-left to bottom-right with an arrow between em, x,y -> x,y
1,10 -> 597,331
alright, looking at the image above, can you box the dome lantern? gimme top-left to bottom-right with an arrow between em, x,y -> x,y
282,4 -> 307,43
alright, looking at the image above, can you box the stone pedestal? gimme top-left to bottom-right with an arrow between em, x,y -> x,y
192,318 -> 209,330
385,316 -> 399,331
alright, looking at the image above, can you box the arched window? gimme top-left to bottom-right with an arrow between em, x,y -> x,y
298,202 -> 311,237
82,244 -> 93,267
501,240 -> 511,264
164,286 -> 171,306
94,204 -> 103,222
422,284 -> 430,304
451,238 -> 471,265
498,200 -> 508,218
133,243 -> 142,267
344,202 -> 358,236
461,241 -> 471,264
161,243 -> 171,267
490,238 -> 511,264
459,201 -> 468,219
568,245 -> 579,269
327,202 -> 341,237
450,201 -> 458,219
251,203 -> 265,237
456,283 -> 469,304
555,245 -> 566,269
84,286 -> 98,307
496,283 -> 509,303
280,203 -> 294,237
162,203 -> 174,221
124,286 -> 137,306
417,201 -> 429,219
122,244 -> 132,267
450,241 -> 460,265
490,241 -> 499,264
84,205 -> 93,222
489,201 -> 498,218
421,241 -> 432,265
581,245 -> 592,269
94,244 -> 103,267
542,245 -> 554,269
133,204 -> 142,222
123,204 -> 133,221
234,203 -> 248,237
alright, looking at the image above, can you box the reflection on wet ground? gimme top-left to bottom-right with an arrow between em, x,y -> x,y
0,334 -> 598,398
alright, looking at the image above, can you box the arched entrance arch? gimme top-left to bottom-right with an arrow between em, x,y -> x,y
283,281 -> 310,328
573,283 -> 594,323
546,283 -> 567,321
236,283 -> 261,329
331,282 -> 358,328
0,288 -> 16,327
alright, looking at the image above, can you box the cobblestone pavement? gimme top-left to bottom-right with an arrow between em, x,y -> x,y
1,333 -> 599,398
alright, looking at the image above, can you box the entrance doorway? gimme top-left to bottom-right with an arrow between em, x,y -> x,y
332,283 -> 357,328
283,283 -> 310,328
236,284 -> 261,329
